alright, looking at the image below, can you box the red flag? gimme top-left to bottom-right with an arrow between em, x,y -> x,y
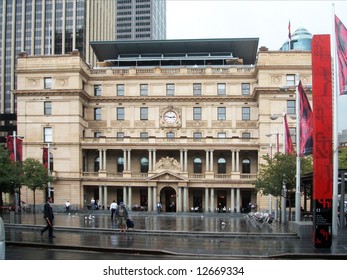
298,81 -> 313,156
288,20 -> 292,40
335,15 -> 347,95
284,114 -> 294,154
42,147 -> 48,169
5,136 -> 23,162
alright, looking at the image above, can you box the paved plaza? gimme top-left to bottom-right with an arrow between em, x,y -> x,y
2,211 -> 347,259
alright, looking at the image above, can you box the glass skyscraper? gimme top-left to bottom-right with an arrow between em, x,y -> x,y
0,0 -> 115,116
116,0 -> 166,40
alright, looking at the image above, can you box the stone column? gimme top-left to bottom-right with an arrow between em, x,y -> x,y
128,186 -> 132,209
103,186 -> 108,210
99,149 -> 103,170
98,185 -> 103,207
210,188 -> 214,212
123,149 -> 127,171
231,150 -> 235,172
180,150 -> 184,171
184,149 -> 188,171
236,150 -> 240,172
103,149 -> 107,171
210,150 -> 214,172
153,150 -> 156,171
205,188 -> 209,213
231,188 -> 235,213
123,186 -> 127,206
178,187 -> 182,212
153,187 -> 157,211
205,150 -> 209,172
148,149 -> 152,171
148,186 -> 152,212
127,150 -> 131,171
236,188 -> 241,213
183,187 -> 188,212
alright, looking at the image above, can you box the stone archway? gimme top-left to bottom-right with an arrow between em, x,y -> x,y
160,186 -> 177,212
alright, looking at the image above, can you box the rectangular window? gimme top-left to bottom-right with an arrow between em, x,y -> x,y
217,107 -> 226,120
117,132 -> 125,140
290,127 -> 296,144
94,132 -> 101,138
140,107 -> 148,120
242,107 -> 250,120
193,132 -> 202,140
193,83 -> 202,96
286,74 -> 296,86
217,83 -> 226,95
117,84 -> 125,96
94,108 -> 101,121
193,107 -> 202,120
43,127 -> 53,143
166,132 -> 175,139
94,84 -> 102,96
287,100 -> 296,115
218,132 -> 226,138
44,101 -> 52,115
140,132 -> 149,139
166,83 -> 175,96
44,77 -> 52,89
241,83 -> 250,95
140,84 -> 148,96
242,132 -> 251,138
117,107 -> 125,120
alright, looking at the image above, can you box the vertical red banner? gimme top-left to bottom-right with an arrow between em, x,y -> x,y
42,147 -> 48,169
311,35 -> 333,248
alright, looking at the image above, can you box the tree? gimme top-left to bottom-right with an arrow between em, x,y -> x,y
254,153 -> 312,216
22,158 -> 52,213
0,145 -> 23,207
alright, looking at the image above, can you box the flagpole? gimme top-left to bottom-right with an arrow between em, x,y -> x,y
295,75 -> 301,222
332,3 -> 339,236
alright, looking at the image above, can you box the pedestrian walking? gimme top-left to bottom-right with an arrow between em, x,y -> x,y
40,197 -> 55,239
157,202 -> 162,214
110,200 -> 118,221
116,202 -> 128,233
65,200 -> 70,213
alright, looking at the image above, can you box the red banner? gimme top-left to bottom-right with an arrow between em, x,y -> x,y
298,81 -> 313,156
42,147 -> 48,169
335,15 -> 347,95
312,34 -> 333,248
5,136 -> 23,162
284,114 -> 294,154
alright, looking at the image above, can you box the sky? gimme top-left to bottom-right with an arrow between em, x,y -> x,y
166,0 -> 347,131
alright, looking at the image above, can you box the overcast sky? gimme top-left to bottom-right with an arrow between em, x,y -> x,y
166,0 -> 347,131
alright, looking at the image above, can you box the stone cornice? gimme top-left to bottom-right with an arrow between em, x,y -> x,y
13,89 -> 91,102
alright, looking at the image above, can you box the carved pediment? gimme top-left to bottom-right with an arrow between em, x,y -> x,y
148,170 -> 188,182
155,156 -> 180,171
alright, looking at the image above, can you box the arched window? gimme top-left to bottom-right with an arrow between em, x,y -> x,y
218,157 -> 226,174
94,157 -> 100,172
140,157 -> 149,173
242,159 -> 251,174
193,157 -> 202,173
117,157 -> 124,173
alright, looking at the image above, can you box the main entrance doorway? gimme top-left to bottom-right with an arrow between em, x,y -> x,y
160,186 -> 176,212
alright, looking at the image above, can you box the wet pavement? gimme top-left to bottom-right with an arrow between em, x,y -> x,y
2,211 -> 347,259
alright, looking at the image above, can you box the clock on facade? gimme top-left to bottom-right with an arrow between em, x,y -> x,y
164,110 -> 178,124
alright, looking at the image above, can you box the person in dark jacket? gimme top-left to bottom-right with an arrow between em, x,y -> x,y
40,197 -> 55,239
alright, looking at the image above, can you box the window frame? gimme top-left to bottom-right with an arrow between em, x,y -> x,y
166,83 -> 175,96
117,84 -> 125,96
94,108 -> 101,121
193,107 -> 202,120
241,83 -> 250,95
286,74 -> 296,86
193,83 -> 202,96
242,107 -> 250,121
117,107 -> 125,120
94,84 -> 102,96
140,107 -> 148,120
217,83 -> 226,95
217,107 -> 226,121
44,77 -> 52,89
287,100 -> 296,115
43,127 -> 53,143
44,101 -> 52,115
140,84 -> 148,96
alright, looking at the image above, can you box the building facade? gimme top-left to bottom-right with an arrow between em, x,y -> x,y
116,0 -> 166,40
14,39 -> 312,213
0,0 -> 115,143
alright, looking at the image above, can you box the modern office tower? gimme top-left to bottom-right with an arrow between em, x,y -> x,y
0,0 -> 115,142
116,0 -> 166,40
15,38 -> 312,213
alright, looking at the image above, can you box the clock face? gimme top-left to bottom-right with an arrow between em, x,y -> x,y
164,111 -> 177,124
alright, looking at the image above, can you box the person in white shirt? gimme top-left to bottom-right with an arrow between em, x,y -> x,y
110,200 -> 118,220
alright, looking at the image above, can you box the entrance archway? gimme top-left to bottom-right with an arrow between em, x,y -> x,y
160,186 -> 177,212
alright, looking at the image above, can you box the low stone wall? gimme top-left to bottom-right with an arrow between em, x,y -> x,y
288,221 -> 313,239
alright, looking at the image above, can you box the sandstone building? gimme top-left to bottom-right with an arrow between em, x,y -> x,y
14,38 -> 312,212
